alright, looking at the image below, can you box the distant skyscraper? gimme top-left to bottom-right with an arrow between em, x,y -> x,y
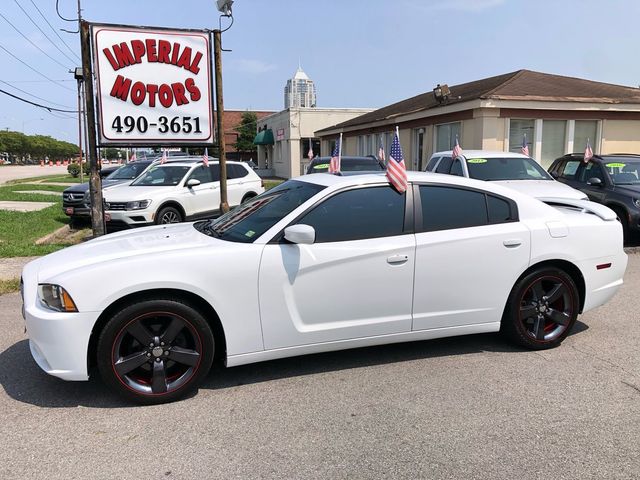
284,65 -> 317,109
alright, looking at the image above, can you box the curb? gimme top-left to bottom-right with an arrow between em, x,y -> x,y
35,225 -> 70,245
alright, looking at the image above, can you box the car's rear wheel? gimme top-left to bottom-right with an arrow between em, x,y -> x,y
502,267 -> 579,350
97,299 -> 214,404
155,206 -> 182,224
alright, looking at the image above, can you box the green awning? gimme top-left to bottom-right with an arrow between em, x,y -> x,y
253,129 -> 274,145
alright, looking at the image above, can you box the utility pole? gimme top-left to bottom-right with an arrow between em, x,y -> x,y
72,67 -> 84,184
213,29 -> 229,214
80,20 -> 105,236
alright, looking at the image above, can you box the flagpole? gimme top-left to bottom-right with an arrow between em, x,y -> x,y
338,132 -> 343,171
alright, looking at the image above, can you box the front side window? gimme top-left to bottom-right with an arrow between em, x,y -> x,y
435,157 -> 453,174
578,162 -> 605,184
297,186 -> 406,243
130,166 -> 190,186
187,165 -> 212,184
450,159 -> 464,176
425,156 -> 440,171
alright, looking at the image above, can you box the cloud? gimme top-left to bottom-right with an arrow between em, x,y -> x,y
228,59 -> 277,74
408,0 -> 505,12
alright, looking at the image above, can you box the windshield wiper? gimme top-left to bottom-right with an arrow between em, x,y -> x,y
195,220 -> 221,238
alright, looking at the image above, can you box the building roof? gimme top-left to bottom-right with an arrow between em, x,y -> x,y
293,66 -> 310,81
320,70 -> 640,132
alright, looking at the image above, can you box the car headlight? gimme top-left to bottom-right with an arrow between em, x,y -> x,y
37,284 -> 78,312
633,198 -> 640,208
126,200 -> 151,210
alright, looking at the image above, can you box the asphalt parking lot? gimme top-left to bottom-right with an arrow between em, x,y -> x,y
1,256 -> 639,479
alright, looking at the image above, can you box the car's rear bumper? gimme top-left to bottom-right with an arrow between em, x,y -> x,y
581,251 -> 628,312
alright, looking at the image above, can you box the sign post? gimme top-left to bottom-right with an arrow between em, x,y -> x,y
213,29 -> 229,214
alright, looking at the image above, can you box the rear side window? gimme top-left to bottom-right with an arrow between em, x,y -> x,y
425,156 -> 440,171
450,159 -> 464,176
435,157 -> 453,174
227,164 -> 249,179
560,160 -> 580,179
418,185 -> 516,232
297,186 -> 406,242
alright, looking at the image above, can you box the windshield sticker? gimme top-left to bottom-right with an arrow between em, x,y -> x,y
313,163 -> 330,170
244,230 -> 256,238
467,158 -> 487,164
605,162 -> 626,169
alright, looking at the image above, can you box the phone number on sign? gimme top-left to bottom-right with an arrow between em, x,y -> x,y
110,116 -> 204,134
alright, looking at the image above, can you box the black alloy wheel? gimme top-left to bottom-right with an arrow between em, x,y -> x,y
97,299 -> 214,404
156,206 -> 182,224
502,267 -> 579,350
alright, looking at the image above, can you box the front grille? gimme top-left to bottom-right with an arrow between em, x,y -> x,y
63,192 -> 86,207
105,202 -> 127,211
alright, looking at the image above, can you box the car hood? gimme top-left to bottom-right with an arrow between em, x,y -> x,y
103,184 -> 178,201
492,180 -> 587,200
612,184 -> 640,196
30,222 -> 219,281
64,179 -> 131,194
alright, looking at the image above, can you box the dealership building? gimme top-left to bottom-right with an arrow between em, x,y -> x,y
315,70 -> 640,170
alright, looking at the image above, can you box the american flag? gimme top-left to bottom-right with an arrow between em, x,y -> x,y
521,134 -> 529,156
452,136 -> 462,158
307,139 -> 314,160
202,147 -> 209,167
129,151 -> 136,162
378,140 -> 385,164
329,134 -> 341,173
584,139 -> 594,163
386,128 -> 407,193
160,149 -> 168,164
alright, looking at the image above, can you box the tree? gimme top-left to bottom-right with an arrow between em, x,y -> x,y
234,111 -> 258,156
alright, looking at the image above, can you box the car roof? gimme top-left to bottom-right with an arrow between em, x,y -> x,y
432,150 -> 530,159
556,153 -> 640,162
151,157 -> 245,167
310,155 -> 378,162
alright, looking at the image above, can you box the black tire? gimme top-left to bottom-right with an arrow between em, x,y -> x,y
501,267 -> 579,350
155,206 -> 183,225
97,298 -> 215,404
241,192 -> 257,204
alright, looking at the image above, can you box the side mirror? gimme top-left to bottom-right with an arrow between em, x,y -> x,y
186,178 -> 201,188
284,224 -> 315,244
587,177 -> 603,187
550,171 -> 559,179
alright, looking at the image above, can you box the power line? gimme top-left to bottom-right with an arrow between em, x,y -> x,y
55,0 -> 77,22
0,80 -> 75,109
0,43 -> 75,92
0,79 -> 75,83
13,0 -> 79,64
0,11 -> 71,69
29,0 -> 80,61
0,87 -> 78,113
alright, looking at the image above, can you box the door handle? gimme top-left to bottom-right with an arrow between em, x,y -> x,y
387,254 -> 409,265
503,239 -> 522,248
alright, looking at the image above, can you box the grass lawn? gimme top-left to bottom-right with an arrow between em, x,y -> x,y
0,184 -> 72,257
264,179 -> 285,190
0,278 -> 20,295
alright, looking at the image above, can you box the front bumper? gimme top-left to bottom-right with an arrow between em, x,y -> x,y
62,205 -> 91,217
105,209 -> 154,227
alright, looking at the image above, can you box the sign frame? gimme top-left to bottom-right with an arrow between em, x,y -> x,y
91,22 -> 215,147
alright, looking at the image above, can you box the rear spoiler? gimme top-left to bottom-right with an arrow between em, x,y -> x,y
537,197 -> 617,221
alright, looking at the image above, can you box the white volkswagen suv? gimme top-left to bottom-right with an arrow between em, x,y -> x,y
426,150 -> 587,200
103,158 -> 264,228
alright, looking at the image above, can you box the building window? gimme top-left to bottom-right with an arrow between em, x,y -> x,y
413,128 -> 425,170
541,120 -> 566,168
435,122 -> 461,152
574,120 -> 598,153
509,119 -> 535,156
302,139 -> 320,159
357,136 -> 365,156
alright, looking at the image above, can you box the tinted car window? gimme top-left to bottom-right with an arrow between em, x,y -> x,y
307,157 -> 384,174
107,161 -> 152,180
131,166 -> 190,186
210,164 -> 220,182
435,157 -> 453,174
559,160 -> 580,179
578,162 -> 605,183
298,186 -> 406,242
450,159 -> 463,176
487,195 -> 514,223
466,157 -> 551,181
602,158 -> 640,185
425,156 -> 441,171
187,164 -> 212,184
419,186 -> 487,232
227,164 -> 249,179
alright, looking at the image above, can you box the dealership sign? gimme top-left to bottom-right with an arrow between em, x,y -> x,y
92,24 -> 214,146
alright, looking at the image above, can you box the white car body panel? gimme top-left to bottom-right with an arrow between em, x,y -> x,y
21,172 -> 627,382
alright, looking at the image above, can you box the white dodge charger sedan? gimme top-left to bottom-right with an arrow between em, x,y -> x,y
21,172 -> 627,404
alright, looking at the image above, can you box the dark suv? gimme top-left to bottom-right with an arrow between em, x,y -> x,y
549,153 -> 640,240
306,155 -> 385,174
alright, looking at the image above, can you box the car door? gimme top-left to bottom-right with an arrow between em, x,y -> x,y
412,184 -> 530,330
575,161 -> 609,204
259,184 -> 415,349
181,164 -> 217,218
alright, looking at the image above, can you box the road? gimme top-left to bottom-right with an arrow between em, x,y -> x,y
1,255 -> 639,479
0,164 -> 69,185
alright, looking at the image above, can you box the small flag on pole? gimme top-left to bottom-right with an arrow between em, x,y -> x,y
329,134 -> 342,174
584,139 -> 594,163
452,135 -> 462,158
160,149 -> 168,164
202,147 -> 209,167
386,127 -> 408,193
378,139 -> 385,164
307,138 -> 314,160
129,151 -> 136,162
521,134 -> 529,156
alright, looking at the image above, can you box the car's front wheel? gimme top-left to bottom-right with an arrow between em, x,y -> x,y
501,267 -> 579,350
155,206 -> 183,224
97,298 -> 215,404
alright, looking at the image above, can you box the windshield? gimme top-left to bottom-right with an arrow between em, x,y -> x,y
309,158 -> 384,173
106,162 -> 150,180
130,165 -> 190,186
466,157 -> 552,181
602,158 -> 640,185
194,180 -> 325,242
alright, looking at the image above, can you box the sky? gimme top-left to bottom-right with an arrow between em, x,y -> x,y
1,0 -> 640,145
